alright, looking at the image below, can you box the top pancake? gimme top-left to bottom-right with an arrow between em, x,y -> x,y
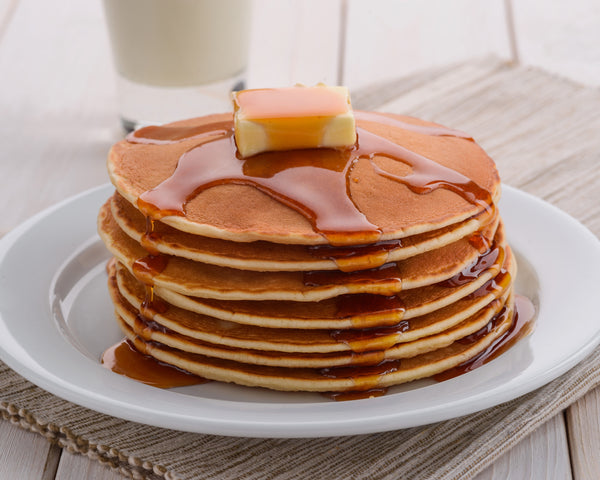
107,112 -> 501,245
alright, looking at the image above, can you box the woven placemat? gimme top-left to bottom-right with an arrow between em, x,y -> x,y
2,58 -> 599,480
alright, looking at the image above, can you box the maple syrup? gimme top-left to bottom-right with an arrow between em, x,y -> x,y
101,338 -> 207,388
319,359 -> 402,392
132,118 -> 493,246
433,295 -> 535,381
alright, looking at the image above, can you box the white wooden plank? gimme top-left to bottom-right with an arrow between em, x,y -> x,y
0,420 -> 56,479
55,450 -> 123,480
0,0 -> 119,233
474,413 -> 572,480
246,0 -> 342,88
566,388 -> 600,480
511,0 -> 600,86
0,0 -> 19,42
342,0 -> 511,89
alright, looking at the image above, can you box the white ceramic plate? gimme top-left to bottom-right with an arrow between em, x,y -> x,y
0,184 -> 599,438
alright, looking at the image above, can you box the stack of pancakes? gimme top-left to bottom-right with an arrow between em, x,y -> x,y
98,111 -> 518,395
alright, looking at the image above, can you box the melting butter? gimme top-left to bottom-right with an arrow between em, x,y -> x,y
232,85 -> 357,157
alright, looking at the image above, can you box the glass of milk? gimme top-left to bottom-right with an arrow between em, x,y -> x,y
102,0 -> 252,131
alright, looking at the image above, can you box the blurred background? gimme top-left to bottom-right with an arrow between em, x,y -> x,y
0,0 -> 598,231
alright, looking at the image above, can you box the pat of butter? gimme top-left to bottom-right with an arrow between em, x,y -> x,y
232,85 -> 357,157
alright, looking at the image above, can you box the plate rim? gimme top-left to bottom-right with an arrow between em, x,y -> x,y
0,183 -> 599,438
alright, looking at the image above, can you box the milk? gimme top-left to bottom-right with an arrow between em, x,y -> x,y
102,0 -> 251,129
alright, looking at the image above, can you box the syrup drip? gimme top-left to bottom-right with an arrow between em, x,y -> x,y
457,302 -> 507,346
465,269 -> 512,301
438,244 -> 504,289
131,254 -> 169,285
102,213 -> 195,388
319,359 -> 402,391
335,293 -> 406,324
303,262 -> 402,295
470,203 -> 499,237
133,313 -> 169,341
357,128 -> 492,215
131,215 -> 171,318
101,339 -> 207,388
433,295 -> 535,382
140,285 -> 169,319
135,117 -> 492,245
308,239 -> 403,272
331,321 -> 410,353
468,231 -> 493,253
131,257 -> 169,326
137,132 -> 379,245
140,217 -> 162,255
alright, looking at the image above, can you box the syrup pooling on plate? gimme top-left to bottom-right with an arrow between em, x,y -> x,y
101,338 -> 207,388
102,266 -> 195,387
133,114 -> 493,246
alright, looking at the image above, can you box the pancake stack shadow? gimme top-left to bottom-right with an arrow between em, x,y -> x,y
97,112 -> 523,397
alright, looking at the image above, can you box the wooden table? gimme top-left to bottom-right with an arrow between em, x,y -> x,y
1,0 -> 599,478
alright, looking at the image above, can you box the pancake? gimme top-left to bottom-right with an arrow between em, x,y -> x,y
98,106 -> 532,396
114,295 -> 515,392
107,112 -> 501,244
114,282 -> 512,368
98,201 -> 503,301
148,244 -> 512,329
111,191 -> 496,272
112,256 -> 514,354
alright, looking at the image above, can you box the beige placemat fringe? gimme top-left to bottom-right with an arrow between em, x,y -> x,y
2,58 -> 599,479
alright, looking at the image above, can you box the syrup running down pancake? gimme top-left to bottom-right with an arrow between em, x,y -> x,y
98,95 -> 533,397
